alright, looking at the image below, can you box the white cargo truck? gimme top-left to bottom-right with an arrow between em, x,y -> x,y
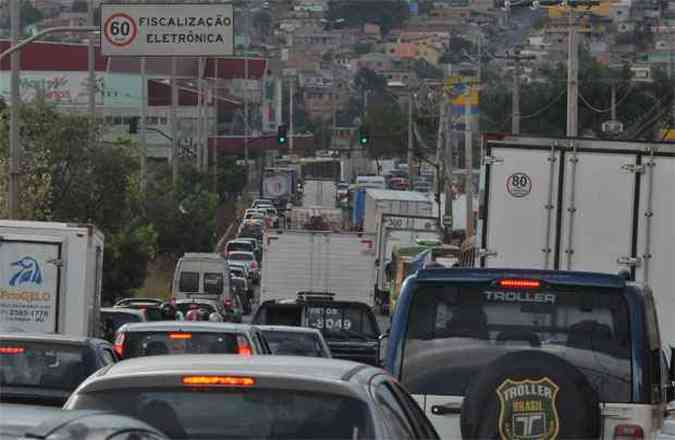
261,231 -> 377,305
474,135 -> 675,347
0,221 -> 104,337
363,189 -> 434,234
302,179 -> 337,208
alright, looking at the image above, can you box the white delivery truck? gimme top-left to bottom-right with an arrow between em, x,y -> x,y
364,189 -> 441,301
289,207 -> 344,231
302,179 -> 337,208
0,221 -> 104,337
474,135 -> 675,347
261,231 -> 377,305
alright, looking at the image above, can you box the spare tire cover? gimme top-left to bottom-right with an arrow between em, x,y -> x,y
460,350 -> 600,440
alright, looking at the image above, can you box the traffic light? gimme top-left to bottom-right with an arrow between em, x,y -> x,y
358,126 -> 370,145
276,124 -> 288,145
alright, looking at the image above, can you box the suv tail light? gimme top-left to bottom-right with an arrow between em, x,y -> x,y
237,335 -> 252,356
223,298 -> 233,309
250,261 -> 257,270
614,425 -> 644,440
0,346 -> 25,354
113,332 -> 126,358
497,279 -> 541,289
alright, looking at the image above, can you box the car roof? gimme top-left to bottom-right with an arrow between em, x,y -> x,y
93,354 -> 379,383
261,299 -> 374,309
0,333 -> 100,345
228,239 -> 254,245
118,321 -> 257,333
256,325 -> 322,335
101,307 -> 145,316
228,251 -> 255,256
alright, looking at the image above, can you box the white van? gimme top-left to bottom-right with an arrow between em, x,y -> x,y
172,253 -> 231,303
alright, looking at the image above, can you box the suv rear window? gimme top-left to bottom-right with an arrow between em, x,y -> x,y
103,311 -> 143,333
179,272 -> 199,292
401,284 -> 632,402
229,253 -> 253,261
228,242 -> 252,252
70,389 -> 373,440
0,342 -> 87,390
123,332 -> 244,358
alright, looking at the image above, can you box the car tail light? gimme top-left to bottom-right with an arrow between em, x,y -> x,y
250,261 -> 257,270
169,297 -> 176,306
237,335 -> 252,356
169,332 -> 192,340
614,425 -> 644,440
498,279 -> 542,289
114,332 -> 125,358
182,376 -> 255,387
223,298 -> 233,309
0,346 -> 24,354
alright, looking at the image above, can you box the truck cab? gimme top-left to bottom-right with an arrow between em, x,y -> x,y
252,295 -> 381,366
384,267 -> 673,440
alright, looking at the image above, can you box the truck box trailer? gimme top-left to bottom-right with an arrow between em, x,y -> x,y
302,179 -> 337,208
0,221 -> 104,337
261,231 -> 377,305
474,135 -> 675,347
363,189 -> 434,234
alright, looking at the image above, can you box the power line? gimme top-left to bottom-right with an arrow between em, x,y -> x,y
519,89 -> 566,119
577,83 -> 634,113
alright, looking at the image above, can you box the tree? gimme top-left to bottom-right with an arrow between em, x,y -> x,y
363,100 -> 408,159
413,59 -> 444,80
71,0 -> 88,13
353,42 -> 373,55
20,1 -> 43,28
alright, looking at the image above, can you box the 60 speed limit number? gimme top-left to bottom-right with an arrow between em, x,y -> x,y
104,13 -> 138,47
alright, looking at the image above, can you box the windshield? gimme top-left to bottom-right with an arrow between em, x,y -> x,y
228,253 -> 253,261
306,305 -> 380,338
401,284 -> 632,402
0,342 -> 87,391
262,331 -> 327,357
228,242 -> 252,252
123,332 -> 244,358
70,388 -> 373,440
103,311 -> 143,333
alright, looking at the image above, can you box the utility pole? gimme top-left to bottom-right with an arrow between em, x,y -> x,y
140,56 -> 147,192
87,0 -> 95,124
198,57 -> 204,171
566,8 -> 579,137
243,4 -> 250,180
435,95 -> 446,190
289,78 -> 294,154
506,48 -> 536,135
171,56 -> 179,186
407,94 -> 414,179
8,0 -> 20,218
465,88 -> 474,238
611,82 -> 616,122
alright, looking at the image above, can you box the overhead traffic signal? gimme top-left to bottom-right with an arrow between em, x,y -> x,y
277,124 -> 288,145
359,126 -> 370,145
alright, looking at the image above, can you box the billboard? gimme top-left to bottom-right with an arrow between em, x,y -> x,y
101,3 -> 234,56
0,71 -> 104,106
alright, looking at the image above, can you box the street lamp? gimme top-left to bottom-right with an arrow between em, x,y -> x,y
2,25 -> 99,220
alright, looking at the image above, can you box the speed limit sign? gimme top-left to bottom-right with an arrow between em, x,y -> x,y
104,13 -> 138,47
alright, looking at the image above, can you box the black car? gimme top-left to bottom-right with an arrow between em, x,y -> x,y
252,297 -> 381,366
0,334 -> 118,406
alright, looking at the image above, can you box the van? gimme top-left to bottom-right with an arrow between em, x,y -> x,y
172,253 -> 231,304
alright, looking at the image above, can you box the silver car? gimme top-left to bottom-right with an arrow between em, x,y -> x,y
227,251 -> 259,284
257,325 -> 332,358
64,355 -> 440,439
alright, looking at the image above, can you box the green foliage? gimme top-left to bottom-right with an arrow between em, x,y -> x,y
354,68 -> 387,95
20,0 -> 44,28
413,59 -> 444,80
326,0 -> 409,34
353,42 -> 373,55
363,100 -> 407,158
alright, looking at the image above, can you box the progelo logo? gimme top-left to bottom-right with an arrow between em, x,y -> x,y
497,378 -> 560,440
9,257 -> 43,287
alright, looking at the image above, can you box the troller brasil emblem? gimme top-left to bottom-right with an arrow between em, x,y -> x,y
496,378 -> 560,440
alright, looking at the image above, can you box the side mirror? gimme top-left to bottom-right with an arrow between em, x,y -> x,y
378,329 -> 390,366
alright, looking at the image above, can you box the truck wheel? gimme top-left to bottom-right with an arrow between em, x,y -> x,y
460,350 -> 600,440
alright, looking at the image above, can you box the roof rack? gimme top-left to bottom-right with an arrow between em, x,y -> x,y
296,291 -> 336,301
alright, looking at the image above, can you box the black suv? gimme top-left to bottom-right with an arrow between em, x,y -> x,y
252,295 -> 381,366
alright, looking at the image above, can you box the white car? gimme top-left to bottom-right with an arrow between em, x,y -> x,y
227,251 -> 259,284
